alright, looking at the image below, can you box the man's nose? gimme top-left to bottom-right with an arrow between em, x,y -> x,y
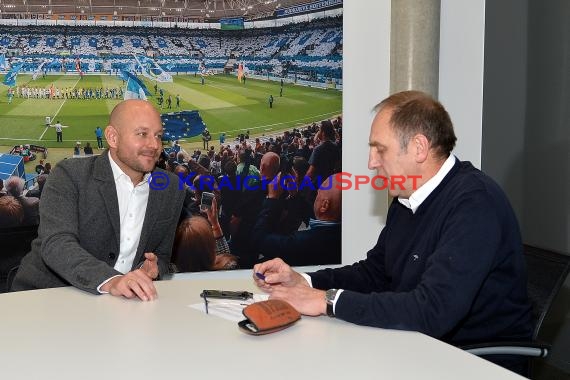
368,151 -> 379,170
148,136 -> 160,150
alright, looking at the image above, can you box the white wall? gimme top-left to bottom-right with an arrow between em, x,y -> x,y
439,0 -> 486,168
341,0 -> 486,265
342,0 -> 391,265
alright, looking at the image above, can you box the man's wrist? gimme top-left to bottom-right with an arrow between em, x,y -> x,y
98,275 -> 122,294
325,289 -> 338,317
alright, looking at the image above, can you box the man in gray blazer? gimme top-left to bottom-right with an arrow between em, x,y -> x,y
12,100 -> 185,301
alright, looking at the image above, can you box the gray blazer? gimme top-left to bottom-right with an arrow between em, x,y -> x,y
12,152 -> 185,294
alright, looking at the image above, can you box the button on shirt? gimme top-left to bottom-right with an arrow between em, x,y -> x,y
108,152 -> 150,274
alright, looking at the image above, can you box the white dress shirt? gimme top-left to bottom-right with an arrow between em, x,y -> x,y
97,152 -> 150,292
397,154 -> 456,213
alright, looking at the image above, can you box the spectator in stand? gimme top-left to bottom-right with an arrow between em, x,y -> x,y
172,140 -> 181,155
295,138 -> 312,161
74,142 -> 81,156
43,163 -> 52,175
0,195 -> 24,228
198,154 -> 211,172
171,198 -> 237,273
230,152 -> 280,268
34,159 -> 45,175
307,120 -> 340,188
252,174 -> 341,266
279,155 -> 315,231
84,142 -> 94,155
4,176 -> 39,226
218,160 -> 240,239
235,148 -> 260,190
26,174 -> 48,199
210,154 -> 222,176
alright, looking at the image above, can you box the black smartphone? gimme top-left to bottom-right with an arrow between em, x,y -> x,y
200,290 -> 253,300
200,191 -> 215,211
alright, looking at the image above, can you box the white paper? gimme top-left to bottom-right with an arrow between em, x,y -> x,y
189,294 -> 269,322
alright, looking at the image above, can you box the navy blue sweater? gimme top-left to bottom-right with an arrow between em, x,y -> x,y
310,160 -> 532,345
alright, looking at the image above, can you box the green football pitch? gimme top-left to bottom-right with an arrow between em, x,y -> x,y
0,73 -> 342,149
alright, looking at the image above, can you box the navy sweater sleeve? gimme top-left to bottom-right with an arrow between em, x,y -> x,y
312,191 -> 502,338
310,223 -> 391,293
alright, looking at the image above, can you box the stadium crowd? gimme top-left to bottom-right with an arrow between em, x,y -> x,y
0,116 -> 342,273
0,16 -> 342,83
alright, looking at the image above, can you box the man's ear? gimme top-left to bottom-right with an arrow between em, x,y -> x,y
412,134 -> 430,163
318,198 -> 330,215
104,126 -> 118,148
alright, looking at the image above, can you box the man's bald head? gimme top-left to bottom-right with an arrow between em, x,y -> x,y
108,99 -> 161,132
314,175 -> 341,222
260,152 -> 280,179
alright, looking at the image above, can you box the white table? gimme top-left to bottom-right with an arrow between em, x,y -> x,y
0,269 -> 525,379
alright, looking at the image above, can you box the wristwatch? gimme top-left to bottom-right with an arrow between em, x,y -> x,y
325,289 -> 339,317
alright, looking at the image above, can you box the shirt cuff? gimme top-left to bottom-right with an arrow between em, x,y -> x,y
301,273 -> 343,314
300,272 -> 313,287
97,275 -> 122,294
332,289 -> 344,315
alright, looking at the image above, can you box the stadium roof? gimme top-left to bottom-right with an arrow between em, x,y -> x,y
0,0 -> 338,22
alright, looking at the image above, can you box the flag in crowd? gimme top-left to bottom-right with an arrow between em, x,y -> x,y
120,70 -> 151,100
2,62 -> 24,87
0,54 -> 6,70
32,60 -> 48,80
237,63 -> 244,82
161,111 -> 207,141
133,54 -> 172,83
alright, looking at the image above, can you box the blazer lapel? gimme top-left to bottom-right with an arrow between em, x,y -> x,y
94,153 -> 121,247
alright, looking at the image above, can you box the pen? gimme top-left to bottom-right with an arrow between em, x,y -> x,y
255,272 -> 266,281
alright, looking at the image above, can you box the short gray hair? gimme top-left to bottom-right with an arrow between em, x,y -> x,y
5,176 -> 24,197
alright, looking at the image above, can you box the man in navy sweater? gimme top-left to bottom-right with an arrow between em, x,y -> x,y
253,91 -> 532,375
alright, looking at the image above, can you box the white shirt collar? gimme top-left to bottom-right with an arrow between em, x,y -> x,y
108,151 -> 151,186
398,154 -> 456,213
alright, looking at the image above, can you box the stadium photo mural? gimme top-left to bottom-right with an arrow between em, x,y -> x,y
0,2 -> 342,275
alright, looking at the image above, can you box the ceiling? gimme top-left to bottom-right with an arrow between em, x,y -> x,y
0,0 -> 322,21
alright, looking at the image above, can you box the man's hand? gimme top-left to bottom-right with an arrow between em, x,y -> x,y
266,173 -> 283,199
253,259 -> 325,316
140,252 -> 159,280
205,197 -> 220,227
100,270 -> 158,301
253,258 -> 308,290
269,285 -> 326,317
